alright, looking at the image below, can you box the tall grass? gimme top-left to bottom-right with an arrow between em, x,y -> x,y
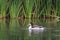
9,0 -> 22,18
0,0 -> 8,18
34,0 -> 51,18
0,0 -> 60,19
56,0 -> 60,17
34,0 -> 41,18
39,0 -> 47,18
45,0 -> 52,17
23,0 -> 34,18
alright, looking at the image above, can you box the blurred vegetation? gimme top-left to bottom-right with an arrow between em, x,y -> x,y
0,0 -> 60,19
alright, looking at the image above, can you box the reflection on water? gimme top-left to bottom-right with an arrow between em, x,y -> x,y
0,18 -> 60,40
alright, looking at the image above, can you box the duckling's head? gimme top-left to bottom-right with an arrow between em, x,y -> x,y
29,23 -> 32,26
28,22 -> 33,29
29,22 -> 33,26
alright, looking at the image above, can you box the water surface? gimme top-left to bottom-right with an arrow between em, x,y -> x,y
0,19 -> 60,40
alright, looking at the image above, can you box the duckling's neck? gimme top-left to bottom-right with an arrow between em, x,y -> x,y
29,25 -> 32,29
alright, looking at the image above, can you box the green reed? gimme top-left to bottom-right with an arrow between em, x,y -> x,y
39,0 -> 47,18
23,0 -> 34,18
56,0 -> 60,17
45,0 -> 52,17
0,0 -> 60,19
9,0 -> 22,18
35,0 -> 51,18
0,0 -> 8,18
34,0 -> 41,18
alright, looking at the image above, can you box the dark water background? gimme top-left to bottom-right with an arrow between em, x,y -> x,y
0,18 -> 60,40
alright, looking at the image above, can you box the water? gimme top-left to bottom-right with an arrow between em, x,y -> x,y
0,18 -> 60,40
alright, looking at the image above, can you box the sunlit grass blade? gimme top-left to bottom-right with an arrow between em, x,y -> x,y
23,0 -> 34,18
0,0 -> 10,18
9,0 -> 22,18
